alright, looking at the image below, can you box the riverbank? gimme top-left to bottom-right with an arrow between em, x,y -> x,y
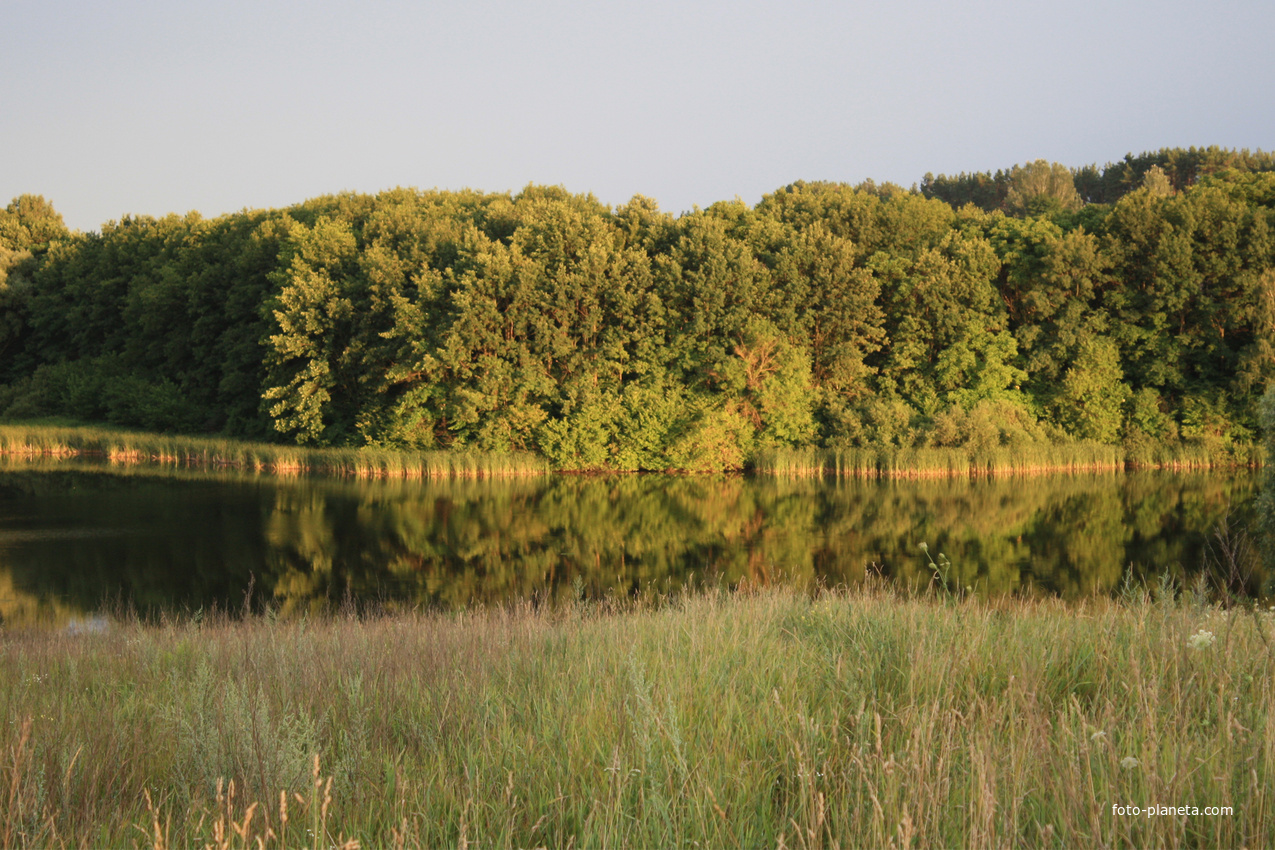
0,423 -> 548,479
3,585 -> 1272,847
0,421 -> 1263,480
754,441 -> 1265,478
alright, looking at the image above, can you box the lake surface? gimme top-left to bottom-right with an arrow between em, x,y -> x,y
0,460 -> 1263,625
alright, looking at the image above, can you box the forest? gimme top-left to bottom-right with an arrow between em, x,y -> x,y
1,146 -> 1272,472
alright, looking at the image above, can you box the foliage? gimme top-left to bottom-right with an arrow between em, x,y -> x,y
925,146 -> 1275,211
1055,337 -> 1129,443
1,148 -> 1271,470
1004,159 -> 1084,217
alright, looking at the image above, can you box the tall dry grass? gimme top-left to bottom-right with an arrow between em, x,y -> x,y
0,423 -> 548,479
753,441 -> 1262,479
2,583 -> 1273,847
6,423 -> 1261,482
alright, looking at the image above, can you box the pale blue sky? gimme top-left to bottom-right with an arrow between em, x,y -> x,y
4,0 -> 1273,233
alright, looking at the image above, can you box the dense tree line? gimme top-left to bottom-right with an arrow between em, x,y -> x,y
922,146 -> 1275,212
1,148 -> 1272,470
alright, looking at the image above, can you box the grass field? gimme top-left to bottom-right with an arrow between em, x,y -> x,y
3,582 -> 1273,848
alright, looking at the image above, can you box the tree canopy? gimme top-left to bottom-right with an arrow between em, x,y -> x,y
2,149 -> 1272,470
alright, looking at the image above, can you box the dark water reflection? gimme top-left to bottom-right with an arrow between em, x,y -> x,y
0,460 -> 1262,624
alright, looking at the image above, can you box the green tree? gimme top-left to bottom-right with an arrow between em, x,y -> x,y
0,246 -> 34,365
0,195 -> 68,375
263,216 -> 363,444
1259,386 -> 1275,589
0,194 -> 68,252
987,213 -> 1113,412
1004,160 -> 1083,217
1054,336 -> 1128,443
872,226 -> 1019,415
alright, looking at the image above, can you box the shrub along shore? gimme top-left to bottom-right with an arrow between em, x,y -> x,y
3,585 -> 1274,848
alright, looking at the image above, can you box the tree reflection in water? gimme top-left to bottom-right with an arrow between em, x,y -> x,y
0,461 -> 1262,624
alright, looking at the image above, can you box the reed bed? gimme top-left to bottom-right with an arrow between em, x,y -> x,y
2,584 -> 1273,848
753,441 -> 1261,478
4,424 -> 1261,481
0,424 -> 549,479
1125,439 -> 1267,471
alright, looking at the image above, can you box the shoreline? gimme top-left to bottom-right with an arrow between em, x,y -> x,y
0,422 -> 1263,480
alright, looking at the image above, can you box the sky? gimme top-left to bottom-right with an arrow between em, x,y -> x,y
4,0 -> 1273,234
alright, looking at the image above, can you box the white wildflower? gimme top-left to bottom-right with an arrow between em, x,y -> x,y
1120,756 -> 1140,770
1090,730 -> 1106,743
1187,629 -> 1216,650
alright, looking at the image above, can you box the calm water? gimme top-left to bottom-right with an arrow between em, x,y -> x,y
0,460 -> 1263,624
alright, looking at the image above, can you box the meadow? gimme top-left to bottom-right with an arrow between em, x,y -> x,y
3,581 -> 1273,848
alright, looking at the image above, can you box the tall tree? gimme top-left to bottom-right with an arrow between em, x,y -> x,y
1004,160 -> 1083,217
